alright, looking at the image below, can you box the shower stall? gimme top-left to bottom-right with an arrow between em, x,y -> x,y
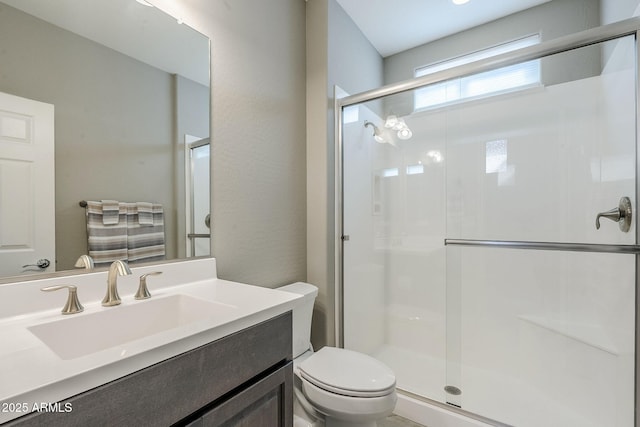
336,18 -> 640,427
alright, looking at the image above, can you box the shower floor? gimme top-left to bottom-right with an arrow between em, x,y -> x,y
371,343 -> 623,427
373,344 -> 446,401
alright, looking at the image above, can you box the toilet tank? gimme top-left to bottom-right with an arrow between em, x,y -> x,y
278,282 -> 318,358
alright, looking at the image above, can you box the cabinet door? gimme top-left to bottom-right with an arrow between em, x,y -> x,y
201,363 -> 293,427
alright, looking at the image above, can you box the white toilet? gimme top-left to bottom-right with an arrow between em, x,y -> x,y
279,282 -> 397,427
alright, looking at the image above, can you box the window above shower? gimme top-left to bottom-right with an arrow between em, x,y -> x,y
413,34 -> 541,111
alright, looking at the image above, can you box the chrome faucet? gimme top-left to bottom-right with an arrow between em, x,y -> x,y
102,260 -> 132,306
74,254 -> 95,270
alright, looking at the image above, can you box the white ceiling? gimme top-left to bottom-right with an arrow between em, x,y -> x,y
335,0 -> 553,57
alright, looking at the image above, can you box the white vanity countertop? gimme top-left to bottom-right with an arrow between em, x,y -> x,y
0,259 -> 301,424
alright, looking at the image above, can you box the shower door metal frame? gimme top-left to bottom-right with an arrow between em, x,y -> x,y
335,16 -> 640,426
186,137 -> 211,257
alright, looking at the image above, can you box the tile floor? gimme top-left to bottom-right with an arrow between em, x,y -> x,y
379,414 -> 426,427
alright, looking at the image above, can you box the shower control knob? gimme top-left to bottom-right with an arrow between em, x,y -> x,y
595,197 -> 632,232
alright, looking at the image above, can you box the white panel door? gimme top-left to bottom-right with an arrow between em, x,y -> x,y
0,91 -> 55,276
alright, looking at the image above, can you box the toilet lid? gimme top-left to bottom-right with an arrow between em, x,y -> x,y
298,347 -> 396,397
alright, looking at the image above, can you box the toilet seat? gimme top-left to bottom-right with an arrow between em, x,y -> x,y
298,347 -> 396,398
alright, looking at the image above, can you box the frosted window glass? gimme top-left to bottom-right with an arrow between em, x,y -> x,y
415,35 -> 540,110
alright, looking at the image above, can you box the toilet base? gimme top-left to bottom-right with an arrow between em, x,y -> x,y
294,388 -> 385,427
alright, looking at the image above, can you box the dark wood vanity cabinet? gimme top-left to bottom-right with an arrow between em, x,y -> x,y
5,312 -> 293,427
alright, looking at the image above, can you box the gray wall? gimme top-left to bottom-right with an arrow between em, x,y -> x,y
151,0 -> 307,289
0,4 -> 210,271
307,0 -> 383,347
165,0 -> 384,348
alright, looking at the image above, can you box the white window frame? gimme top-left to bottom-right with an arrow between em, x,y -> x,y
414,34 -> 541,111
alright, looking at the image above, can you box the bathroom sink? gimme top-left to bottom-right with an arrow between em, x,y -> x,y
28,294 -> 237,360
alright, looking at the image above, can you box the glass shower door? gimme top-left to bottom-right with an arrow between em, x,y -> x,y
443,35 -> 637,426
341,32 -> 637,427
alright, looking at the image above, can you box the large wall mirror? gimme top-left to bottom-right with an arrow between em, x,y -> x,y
0,0 -> 210,281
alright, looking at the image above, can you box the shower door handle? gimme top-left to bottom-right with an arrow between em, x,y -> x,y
595,197 -> 632,232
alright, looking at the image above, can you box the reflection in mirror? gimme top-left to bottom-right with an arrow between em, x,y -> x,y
185,136 -> 210,258
0,0 -> 210,280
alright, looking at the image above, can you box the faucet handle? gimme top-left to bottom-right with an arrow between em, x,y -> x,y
41,285 -> 84,315
135,272 -> 162,300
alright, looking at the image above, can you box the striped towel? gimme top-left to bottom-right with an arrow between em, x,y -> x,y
101,200 -> 120,225
136,202 -> 154,226
125,202 -> 165,264
86,201 -> 128,266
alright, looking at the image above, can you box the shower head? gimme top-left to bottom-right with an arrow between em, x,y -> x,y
364,120 -> 385,143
